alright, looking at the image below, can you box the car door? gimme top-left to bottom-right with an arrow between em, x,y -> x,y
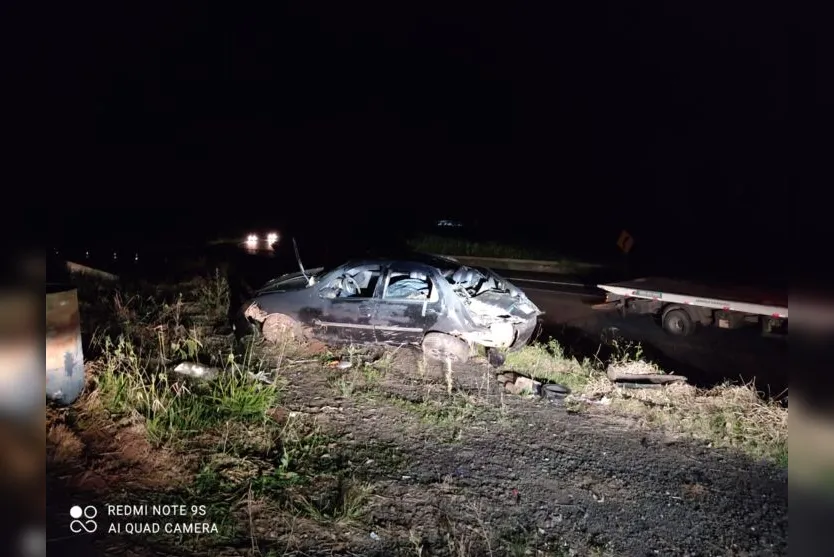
372,263 -> 442,345
313,264 -> 383,343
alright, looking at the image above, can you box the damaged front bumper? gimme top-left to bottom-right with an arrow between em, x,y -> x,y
457,316 -> 540,351
510,317 -> 539,350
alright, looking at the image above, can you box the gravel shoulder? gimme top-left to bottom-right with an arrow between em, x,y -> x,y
266,346 -> 788,556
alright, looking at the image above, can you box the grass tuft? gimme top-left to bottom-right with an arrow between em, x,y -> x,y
504,339 -> 598,392
93,334 -> 282,444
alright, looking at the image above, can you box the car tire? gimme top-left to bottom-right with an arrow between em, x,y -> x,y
261,313 -> 305,345
422,332 -> 470,364
662,308 -> 695,337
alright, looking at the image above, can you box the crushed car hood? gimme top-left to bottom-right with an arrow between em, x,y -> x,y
465,290 -> 542,322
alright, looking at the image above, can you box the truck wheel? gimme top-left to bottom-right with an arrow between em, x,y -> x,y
422,332 -> 470,364
662,308 -> 695,337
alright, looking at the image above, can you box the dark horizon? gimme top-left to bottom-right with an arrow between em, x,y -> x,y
42,1 -> 793,284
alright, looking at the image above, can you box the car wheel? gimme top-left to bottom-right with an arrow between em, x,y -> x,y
662,308 -> 695,337
421,332 -> 470,363
261,314 -> 305,345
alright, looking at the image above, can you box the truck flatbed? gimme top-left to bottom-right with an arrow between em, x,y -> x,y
597,277 -> 788,319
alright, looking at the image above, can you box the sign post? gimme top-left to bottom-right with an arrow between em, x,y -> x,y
616,230 -> 634,277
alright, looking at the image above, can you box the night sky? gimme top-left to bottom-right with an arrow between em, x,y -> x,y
42,2 -> 793,281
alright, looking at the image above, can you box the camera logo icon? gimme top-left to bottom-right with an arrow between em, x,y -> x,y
69,505 -> 98,534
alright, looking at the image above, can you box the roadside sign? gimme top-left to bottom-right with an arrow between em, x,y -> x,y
617,230 -> 634,254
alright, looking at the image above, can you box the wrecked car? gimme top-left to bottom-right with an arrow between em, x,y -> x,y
233,253 -> 543,365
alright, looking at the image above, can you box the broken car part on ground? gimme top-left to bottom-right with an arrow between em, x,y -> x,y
234,253 -> 543,365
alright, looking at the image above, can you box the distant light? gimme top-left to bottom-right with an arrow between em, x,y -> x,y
246,234 -> 258,244
267,232 -> 278,244
134,253 -> 139,261
437,219 -> 463,228
85,250 -> 89,259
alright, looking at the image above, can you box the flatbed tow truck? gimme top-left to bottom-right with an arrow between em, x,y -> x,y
594,277 -> 788,337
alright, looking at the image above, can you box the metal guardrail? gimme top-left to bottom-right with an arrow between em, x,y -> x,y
66,261 -> 119,281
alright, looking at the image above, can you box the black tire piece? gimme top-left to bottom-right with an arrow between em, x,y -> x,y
422,332 -> 470,363
486,348 -> 506,368
542,383 -> 571,400
542,383 -> 570,402
662,308 -> 695,337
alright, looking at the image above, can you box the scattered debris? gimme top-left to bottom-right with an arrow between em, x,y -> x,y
617,382 -> 664,390
541,382 -> 572,401
496,371 -> 573,401
496,371 -> 542,395
326,359 -> 353,369
606,361 -> 687,385
572,395 -> 612,406
172,362 -> 220,381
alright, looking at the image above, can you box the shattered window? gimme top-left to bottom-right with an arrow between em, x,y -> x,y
320,265 -> 381,299
384,269 -> 433,301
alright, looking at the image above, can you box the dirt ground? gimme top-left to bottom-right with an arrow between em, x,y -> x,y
48,345 -> 787,556
266,349 -> 787,556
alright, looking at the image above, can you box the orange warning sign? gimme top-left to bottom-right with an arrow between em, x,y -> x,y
617,230 -> 634,254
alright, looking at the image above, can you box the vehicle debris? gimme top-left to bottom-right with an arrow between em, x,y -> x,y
496,371 -> 542,395
326,359 -> 353,370
172,362 -> 220,381
605,361 -> 687,385
541,382 -> 571,400
234,253 -> 543,365
497,372 -> 572,401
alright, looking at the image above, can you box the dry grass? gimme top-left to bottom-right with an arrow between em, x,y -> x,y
49,269 -> 383,554
506,339 -> 788,465
601,381 -> 788,463
504,339 -> 598,393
